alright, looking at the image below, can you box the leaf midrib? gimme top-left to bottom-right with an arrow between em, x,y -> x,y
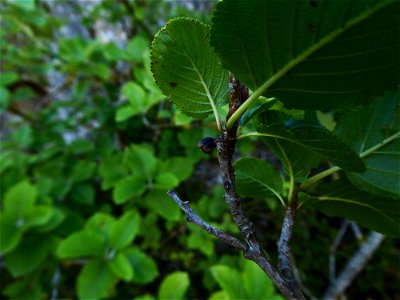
227,1 -> 392,129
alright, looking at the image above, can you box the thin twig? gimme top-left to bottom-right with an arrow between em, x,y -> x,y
215,75 -> 305,300
323,231 -> 385,300
277,199 -> 303,296
167,190 -> 246,251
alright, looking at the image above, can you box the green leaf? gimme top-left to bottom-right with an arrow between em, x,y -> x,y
109,210 -> 141,250
0,214 -> 24,256
127,35 -> 149,61
258,123 -> 365,175
242,260 -> 282,300
0,86 -> 10,110
122,81 -> 146,113
14,0 -> 35,10
125,247 -> 159,284
57,231 -> 105,258
158,157 -> 195,182
210,265 -> 246,299
239,98 -> 278,128
24,206 -> 53,228
113,176 -> 147,204
211,0 -> 399,110
235,157 -> 284,206
187,224 -> 214,257
145,190 -> 181,221
85,213 -> 115,238
123,144 -> 157,179
3,278 -> 41,300
158,271 -> 190,300
209,291 -> 230,300
70,160 -> 96,182
116,105 -> 136,122
4,235 -> 51,277
0,72 -> 19,85
4,180 -> 38,219
336,91 -> 400,198
154,173 -> 179,189
78,258 -> 117,300
108,252 -> 134,281
151,18 -> 229,118
312,179 -> 400,237
71,183 -> 95,205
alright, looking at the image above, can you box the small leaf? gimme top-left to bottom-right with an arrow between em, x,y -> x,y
158,271 -> 190,300
113,176 -> 147,204
242,260 -> 282,300
108,252 -> 134,281
235,157 -> 284,205
154,173 -> 179,189
151,18 -> 229,118
125,247 -> 159,284
145,190 -> 181,221
78,259 -> 117,299
0,72 -> 19,85
109,210 -> 141,250
24,206 -> 53,228
57,231 -> 105,258
4,181 -> 37,219
4,235 -> 51,277
0,214 -> 24,256
115,105 -> 136,122
336,91 -> 400,198
210,265 -> 246,299
122,81 -> 146,111
123,144 -> 157,179
127,36 -> 149,61
311,179 -> 400,237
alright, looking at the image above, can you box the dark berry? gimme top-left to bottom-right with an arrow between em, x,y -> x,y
198,137 -> 216,153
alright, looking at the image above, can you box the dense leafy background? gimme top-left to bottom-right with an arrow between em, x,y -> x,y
0,0 -> 399,299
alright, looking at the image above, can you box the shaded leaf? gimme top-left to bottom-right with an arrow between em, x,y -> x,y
78,259 -> 117,299
211,0 -> 399,110
258,123 -> 365,176
125,247 -> 159,284
235,157 -> 284,205
312,179 -> 400,237
336,91 -> 400,198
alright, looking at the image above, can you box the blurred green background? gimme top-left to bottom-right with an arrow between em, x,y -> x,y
0,0 -> 398,299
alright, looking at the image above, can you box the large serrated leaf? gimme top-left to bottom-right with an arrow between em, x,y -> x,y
211,0 -> 399,110
312,179 -> 400,237
336,91 -> 400,198
151,18 -> 229,118
235,157 -> 284,205
258,123 -> 365,178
